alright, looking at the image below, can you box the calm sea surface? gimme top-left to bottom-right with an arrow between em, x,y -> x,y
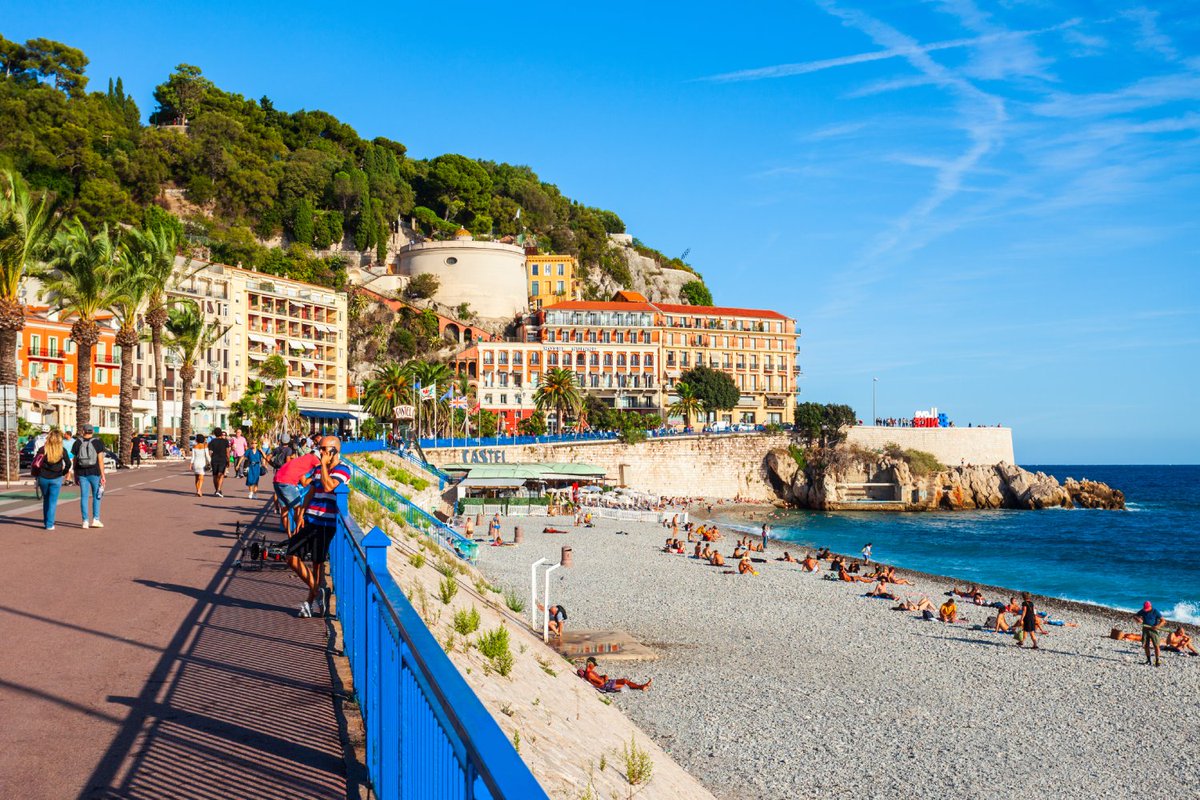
721,465 -> 1200,622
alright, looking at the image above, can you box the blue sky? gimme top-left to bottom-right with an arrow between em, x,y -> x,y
6,1 -> 1198,462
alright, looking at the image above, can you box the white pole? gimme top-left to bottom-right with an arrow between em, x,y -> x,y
530,557 -> 547,627
543,563 -> 561,642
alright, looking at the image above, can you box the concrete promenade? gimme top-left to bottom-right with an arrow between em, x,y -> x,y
0,463 -> 347,799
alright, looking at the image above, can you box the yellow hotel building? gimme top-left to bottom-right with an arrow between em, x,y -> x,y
525,253 -> 580,308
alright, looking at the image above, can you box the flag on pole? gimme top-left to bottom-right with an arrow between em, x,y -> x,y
439,386 -> 454,402
450,397 -> 468,410
470,402 -> 480,414
419,384 -> 435,400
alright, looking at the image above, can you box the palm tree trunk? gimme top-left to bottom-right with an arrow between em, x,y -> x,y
75,339 -> 93,435
151,323 -> 165,458
179,364 -> 195,454
0,323 -> 19,481
117,330 -> 137,468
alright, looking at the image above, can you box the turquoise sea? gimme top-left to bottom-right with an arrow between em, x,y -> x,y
722,465 -> 1200,623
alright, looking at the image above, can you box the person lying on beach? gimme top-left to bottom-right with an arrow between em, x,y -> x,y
581,657 -> 651,692
1164,627 -> 1198,655
939,598 -> 963,623
776,551 -> 798,563
801,554 -> 820,572
543,526 -> 569,534
1114,630 -> 1143,643
838,566 -> 874,583
893,595 -> 936,613
971,590 -> 987,605
709,550 -> 725,567
951,585 -> 979,599
738,555 -> 758,575
881,566 -> 913,585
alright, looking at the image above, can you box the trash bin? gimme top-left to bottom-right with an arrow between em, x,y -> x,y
514,525 -> 524,544
561,545 -> 573,568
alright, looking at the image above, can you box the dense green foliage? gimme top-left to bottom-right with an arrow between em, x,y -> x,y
794,402 -> 857,447
680,280 -> 712,306
0,36 -> 705,295
679,366 -> 739,413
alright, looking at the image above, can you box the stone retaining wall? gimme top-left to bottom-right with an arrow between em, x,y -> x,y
845,426 -> 1014,466
426,433 -> 793,499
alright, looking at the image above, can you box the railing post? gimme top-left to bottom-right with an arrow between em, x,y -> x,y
363,526 -> 391,578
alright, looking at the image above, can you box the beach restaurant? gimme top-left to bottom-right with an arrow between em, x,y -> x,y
441,461 -> 607,514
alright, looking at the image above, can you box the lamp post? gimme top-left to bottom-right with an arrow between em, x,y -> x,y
872,377 -> 877,426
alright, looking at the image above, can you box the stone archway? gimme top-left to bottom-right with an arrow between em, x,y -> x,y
443,322 -> 462,344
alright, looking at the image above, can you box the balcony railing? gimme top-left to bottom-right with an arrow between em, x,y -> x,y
26,347 -> 65,360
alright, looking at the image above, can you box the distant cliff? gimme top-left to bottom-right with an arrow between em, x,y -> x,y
764,447 -> 1125,511
587,234 -> 704,303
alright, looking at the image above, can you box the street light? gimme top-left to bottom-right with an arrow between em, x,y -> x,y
872,377 -> 878,426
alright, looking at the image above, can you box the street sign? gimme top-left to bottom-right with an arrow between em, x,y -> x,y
396,404 -> 415,420
0,384 -> 16,431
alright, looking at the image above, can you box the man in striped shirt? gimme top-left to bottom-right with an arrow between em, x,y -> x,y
289,435 -> 351,618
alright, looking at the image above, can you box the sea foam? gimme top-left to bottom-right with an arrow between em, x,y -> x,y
1168,602 -> 1200,625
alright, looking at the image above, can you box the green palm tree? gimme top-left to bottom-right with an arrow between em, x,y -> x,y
124,221 -> 190,458
110,238 -> 159,467
256,353 -> 295,440
165,300 -> 230,450
361,363 -> 412,424
40,220 -> 122,436
668,381 -> 706,429
534,367 -> 582,435
230,378 -> 269,440
0,169 -> 61,479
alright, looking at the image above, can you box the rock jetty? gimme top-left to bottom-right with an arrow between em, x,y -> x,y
764,447 -> 1125,511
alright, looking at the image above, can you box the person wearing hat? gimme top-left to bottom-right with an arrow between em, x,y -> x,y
1134,601 -> 1166,667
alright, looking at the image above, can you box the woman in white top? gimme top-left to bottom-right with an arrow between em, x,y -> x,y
190,433 -> 211,497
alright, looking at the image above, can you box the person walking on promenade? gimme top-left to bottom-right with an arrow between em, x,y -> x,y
289,436 -> 351,618
72,427 -> 106,529
1135,601 -> 1166,667
244,441 -> 264,500
62,430 -> 75,485
130,433 -> 143,468
231,427 -> 248,477
273,437 -> 318,539
208,428 -> 230,498
190,434 -> 210,497
1017,592 -> 1039,650
33,429 -> 70,530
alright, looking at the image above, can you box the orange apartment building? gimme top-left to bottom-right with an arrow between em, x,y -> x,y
15,307 -> 121,432
451,293 -> 799,429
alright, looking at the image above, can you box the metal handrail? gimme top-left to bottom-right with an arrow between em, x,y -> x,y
390,447 -> 452,486
331,496 -> 546,799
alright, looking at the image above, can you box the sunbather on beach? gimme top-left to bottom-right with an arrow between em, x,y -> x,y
777,551 -> 798,563
838,566 -> 873,583
882,566 -> 913,585
582,657 -> 651,691
732,544 -> 748,559
939,598 -> 962,623
709,551 -> 725,567
738,555 -> 758,575
816,547 -> 831,560
868,580 -> 897,599
951,585 -> 979,599
801,554 -> 820,572
1164,626 -> 1198,655
893,595 -> 935,612
693,542 -> 703,559
700,544 -> 713,560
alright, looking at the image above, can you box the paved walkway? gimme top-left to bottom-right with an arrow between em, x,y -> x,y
0,465 -> 347,800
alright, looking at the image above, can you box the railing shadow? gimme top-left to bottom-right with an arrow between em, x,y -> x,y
78,506 -> 345,800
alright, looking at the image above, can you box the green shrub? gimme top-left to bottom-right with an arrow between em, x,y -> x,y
408,552 -> 426,569
621,735 -> 653,787
477,625 -> 515,675
787,443 -> 807,469
904,448 -> 945,476
453,606 -> 481,635
503,589 -> 525,613
438,576 -> 458,604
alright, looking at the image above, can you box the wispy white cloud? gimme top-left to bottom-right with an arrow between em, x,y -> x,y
846,75 -> 941,98
1032,73 -> 1200,118
701,19 -> 1076,83
1122,7 -> 1180,62
804,121 -> 870,140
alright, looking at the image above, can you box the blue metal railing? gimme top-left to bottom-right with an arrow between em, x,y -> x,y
418,427 -> 782,450
390,447 -> 452,489
331,493 -> 547,799
346,460 -> 478,563
341,439 -> 388,455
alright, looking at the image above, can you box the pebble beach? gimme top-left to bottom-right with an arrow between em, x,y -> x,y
476,512 -> 1200,800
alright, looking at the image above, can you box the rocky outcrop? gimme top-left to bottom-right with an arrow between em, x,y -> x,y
589,234 -> 701,303
765,447 -> 1125,511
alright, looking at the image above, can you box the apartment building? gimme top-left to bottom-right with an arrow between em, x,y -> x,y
656,303 -> 800,426
525,253 -> 580,309
15,307 -> 121,432
450,294 -> 799,429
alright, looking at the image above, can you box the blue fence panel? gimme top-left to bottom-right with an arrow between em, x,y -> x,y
345,461 -> 478,564
342,438 -> 388,455
389,448 -> 452,489
331,494 -> 547,800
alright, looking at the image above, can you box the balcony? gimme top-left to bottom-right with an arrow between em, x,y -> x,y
26,346 -> 65,361
95,354 -> 120,368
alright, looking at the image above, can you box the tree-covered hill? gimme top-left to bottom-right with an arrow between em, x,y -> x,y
0,33 -> 703,292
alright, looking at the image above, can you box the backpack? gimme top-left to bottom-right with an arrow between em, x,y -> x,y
76,438 -> 98,469
270,445 -> 291,469
31,450 -> 45,477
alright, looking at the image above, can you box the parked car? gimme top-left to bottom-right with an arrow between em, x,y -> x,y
19,438 -> 36,469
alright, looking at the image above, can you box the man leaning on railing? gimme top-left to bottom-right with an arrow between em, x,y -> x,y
287,435 -> 352,619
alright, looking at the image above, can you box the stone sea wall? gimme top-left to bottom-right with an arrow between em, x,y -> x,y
426,433 -> 793,499
845,425 -> 1015,467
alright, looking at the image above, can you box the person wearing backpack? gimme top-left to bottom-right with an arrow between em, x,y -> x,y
72,426 -> 107,529
33,429 -> 71,530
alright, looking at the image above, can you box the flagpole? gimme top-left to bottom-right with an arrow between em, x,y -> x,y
432,383 -> 438,449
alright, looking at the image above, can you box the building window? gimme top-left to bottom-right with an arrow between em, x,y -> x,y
500,394 -> 508,404
630,354 -> 640,366
556,281 -> 564,294
645,354 -> 654,366
531,263 -> 539,275
616,354 -> 626,366
531,282 -> 539,296
604,354 -> 613,366
557,263 -> 565,275
641,331 -> 650,344
615,331 -> 624,343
